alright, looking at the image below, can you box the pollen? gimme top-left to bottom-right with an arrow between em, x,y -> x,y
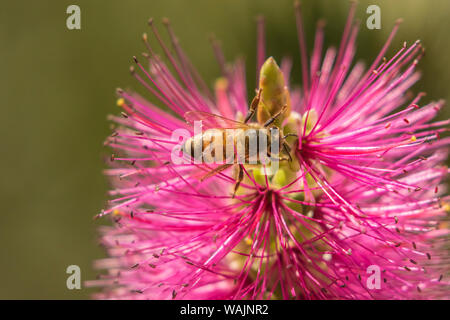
116,98 -> 125,107
410,135 -> 417,142
442,203 -> 450,212
215,77 -> 228,90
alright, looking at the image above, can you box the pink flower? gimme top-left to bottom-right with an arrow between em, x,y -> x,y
89,2 -> 449,299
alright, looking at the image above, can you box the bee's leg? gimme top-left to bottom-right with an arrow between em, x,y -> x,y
232,164 -> 244,198
244,88 -> 262,124
263,104 -> 288,127
200,163 -> 233,181
283,133 -> 298,139
282,141 -> 292,161
267,151 -> 289,162
282,133 -> 299,161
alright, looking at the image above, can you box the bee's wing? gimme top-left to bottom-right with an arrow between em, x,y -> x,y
184,111 -> 249,129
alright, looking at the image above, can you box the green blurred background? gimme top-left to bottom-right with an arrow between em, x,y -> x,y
1,0 -> 449,299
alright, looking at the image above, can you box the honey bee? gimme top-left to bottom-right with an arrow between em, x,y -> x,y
182,89 -> 298,197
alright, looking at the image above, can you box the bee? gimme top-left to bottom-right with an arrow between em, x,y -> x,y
182,89 -> 298,197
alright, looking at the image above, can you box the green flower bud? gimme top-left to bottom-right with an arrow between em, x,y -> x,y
257,57 -> 291,125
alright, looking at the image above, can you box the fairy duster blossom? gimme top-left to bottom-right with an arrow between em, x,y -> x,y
89,2 -> 450,299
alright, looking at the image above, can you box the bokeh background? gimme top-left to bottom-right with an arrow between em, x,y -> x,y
1,0 -> 449,299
